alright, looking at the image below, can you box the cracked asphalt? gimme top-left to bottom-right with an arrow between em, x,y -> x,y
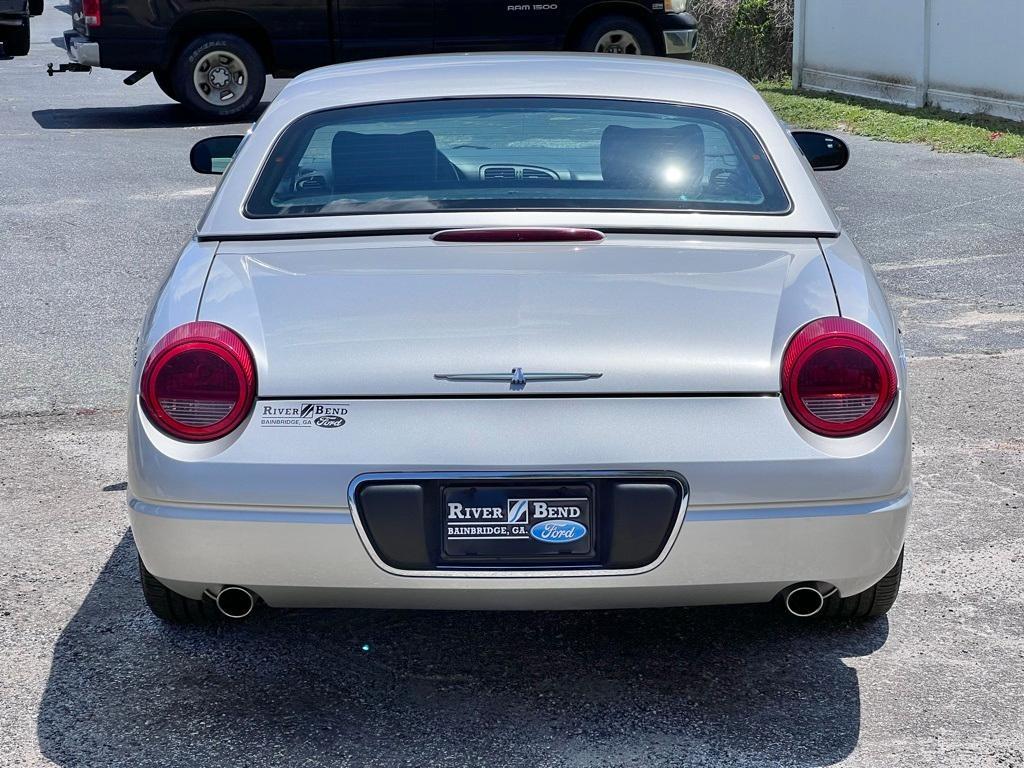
1,7 -> 1023,767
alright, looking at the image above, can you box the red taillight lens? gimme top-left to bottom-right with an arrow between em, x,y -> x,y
82,0 -> 101,26
782,317 -> 897,437
140,322 -> 256,441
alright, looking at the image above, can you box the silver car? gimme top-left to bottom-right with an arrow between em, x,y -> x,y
129,54 -> 911,624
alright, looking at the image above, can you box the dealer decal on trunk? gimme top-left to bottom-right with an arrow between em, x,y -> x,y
259,403 -> 348,429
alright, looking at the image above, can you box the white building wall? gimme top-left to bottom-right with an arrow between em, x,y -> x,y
793,0 -> 1024,122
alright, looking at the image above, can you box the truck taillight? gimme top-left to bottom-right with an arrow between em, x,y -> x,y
82,0 -> 101,27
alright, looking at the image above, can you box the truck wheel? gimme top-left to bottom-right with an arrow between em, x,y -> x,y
822,548 -> 904,619
29,0 -> 43,16
577,15 -> 657,56
172,33 -> 265,121
153,70 -> 180,102
139,555 -> 220,624
2,19 -> 30,56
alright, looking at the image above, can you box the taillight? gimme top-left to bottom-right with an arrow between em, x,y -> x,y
82,0 -> 101,26
782,317 -> 897,437
140,322 -> 256,441
432,228 -> 605,243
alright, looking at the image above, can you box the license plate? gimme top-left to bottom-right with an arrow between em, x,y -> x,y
442,484 -> 594,562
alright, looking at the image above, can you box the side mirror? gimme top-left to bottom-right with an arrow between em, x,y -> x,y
190,135 -> 244,174
792,131 -> 849,171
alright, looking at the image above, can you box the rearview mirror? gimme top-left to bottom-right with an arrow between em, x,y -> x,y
190,135 -> 244,174
792,131 -> 849,171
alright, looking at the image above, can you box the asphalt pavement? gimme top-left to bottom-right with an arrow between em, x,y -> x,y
1,6 -> 1023,767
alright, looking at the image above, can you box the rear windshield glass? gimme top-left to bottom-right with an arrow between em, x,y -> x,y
246,97 -> 790,218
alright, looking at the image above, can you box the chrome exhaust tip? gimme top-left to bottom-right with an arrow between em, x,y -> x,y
213,586 -> 255,619
782,584 -> 833,618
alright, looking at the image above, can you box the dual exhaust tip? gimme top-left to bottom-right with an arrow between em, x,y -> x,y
208,584 -> 833,620
781,583 -> 837,618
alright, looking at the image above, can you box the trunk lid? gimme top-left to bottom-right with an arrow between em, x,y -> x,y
199,235 -> 837,396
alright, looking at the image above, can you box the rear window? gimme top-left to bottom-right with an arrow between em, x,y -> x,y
246,97 -> 790,218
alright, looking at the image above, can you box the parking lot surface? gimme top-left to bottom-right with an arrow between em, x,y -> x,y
1,7 -> 1023,767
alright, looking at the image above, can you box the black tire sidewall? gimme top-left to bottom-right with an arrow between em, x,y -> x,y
28,0 -> 43,16
578,15 -> 657,56
4,19 -> 30,56
138,555 -> 220,624
821,546 -> 904,620
153,69 -> 179,102
173,34 -> 265,120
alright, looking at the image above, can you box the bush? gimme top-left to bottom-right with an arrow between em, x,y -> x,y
690,0 -> 794,81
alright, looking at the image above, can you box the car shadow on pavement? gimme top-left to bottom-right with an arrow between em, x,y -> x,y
32,103 -> 268,130
38,533 -> 888,767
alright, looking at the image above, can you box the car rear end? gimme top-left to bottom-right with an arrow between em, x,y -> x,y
128,239 -> 910,611
127,56 -> 911,617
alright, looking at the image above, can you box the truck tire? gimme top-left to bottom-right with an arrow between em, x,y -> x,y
153,69 -> 180,102
29,0 -> 43,16
822,548 -> 904,619
2,18 -> 30,56
172,33 -> 265,120
139,555 -> 221,624
577,15 -> 657,57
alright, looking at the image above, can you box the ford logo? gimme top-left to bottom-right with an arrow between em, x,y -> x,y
529,520 -> 587,543
313,415 -> 346,428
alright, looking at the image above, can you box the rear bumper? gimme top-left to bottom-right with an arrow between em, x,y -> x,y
130,491 -> 910,609
128,394 -> 911,610
63,29 -> 171,70
64,30 -> 100,66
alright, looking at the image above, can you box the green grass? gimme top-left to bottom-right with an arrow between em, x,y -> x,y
756,80 -> 1024,159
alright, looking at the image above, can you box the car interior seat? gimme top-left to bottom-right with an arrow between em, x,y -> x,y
600,123 -> 705,196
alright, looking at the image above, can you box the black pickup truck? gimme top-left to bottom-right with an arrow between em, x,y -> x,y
57,0 -> 697,119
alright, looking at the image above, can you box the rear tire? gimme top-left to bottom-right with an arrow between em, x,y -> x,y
1,19 -> 30,56
172,33 -> 265,121
139,556 -> 220,624
576,15 -> 657,57
822,548 -> 904,619
29,0 -> 43,16
153,69 -> 180,102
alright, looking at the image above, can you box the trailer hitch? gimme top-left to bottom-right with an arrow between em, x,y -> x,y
47,62 -> 92,75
